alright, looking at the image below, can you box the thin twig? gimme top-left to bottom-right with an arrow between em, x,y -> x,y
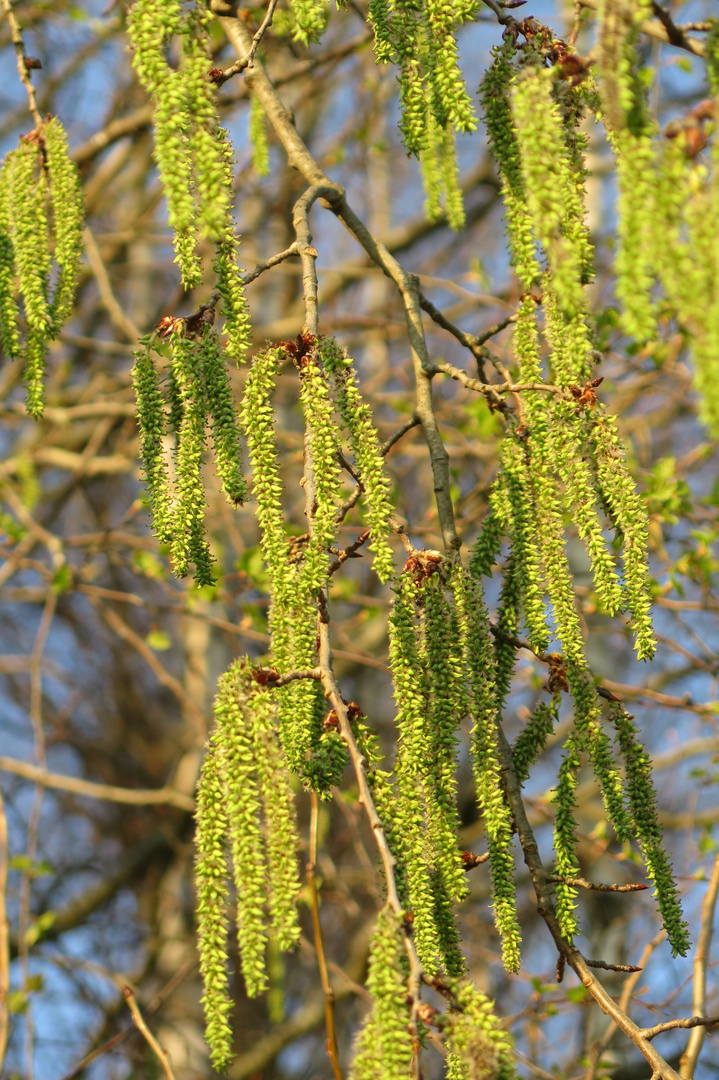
307,793 -> 344,1080
1,0 -> 43,129
328,529 -> 370,575
640,1016 -> 719,1042
83,226 -> 142,343
123,986 -> 176,1080
241,241 -> 300,285
548,875 -> 648,894
585,931 -> 667,1080
585,960 -> 643,974
0,789 -> 10,1073
212,0 -> 281,82
0,755 -> 195,811
430,360 -> 563,400
577,0 -> 706,57
680,852 -> 719,1077
18,591 -> 56,1080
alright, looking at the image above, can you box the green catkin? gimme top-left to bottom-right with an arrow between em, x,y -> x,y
250,94 -> 271,177
524,405 -> 585,664
588,413 -> 656,660
321,338 -> 394,581
128,0 -> 201,288
451,564 -> 521,974
568,662 -> 632,841
169,332 -> 214,585
214,130 -> 251,363
511,702 -> 557,787
7,141 -> 52,385
183,14 -> 232,244
511,66 -> 585,318
214,662 -> 269,997
194,735 -> 233,1072
596,0 -> 658,341
200,329 -> 247,507
469,503 -> 504,581
23,326 -> 47,420
445,977 -> 516,1080
542,286 -> 595,386
239,348 -> 325,776
288,0 -> 328,45
368,0 -> 475,223
253,687 -> 302,951
0,163 -> 20,360
132,348 -> 173,544
421,575 -> 466,908
480,44 -> 542,290
492,553 -> 521,710
44,118 -> 84,332
298,352 -> 343,592
500,437 -> 549,654
612,707 -> 690,956
552,734 -> 581,941
389,573 -> 444,971
548,406 -> 624,617
349,907 -> 414,1080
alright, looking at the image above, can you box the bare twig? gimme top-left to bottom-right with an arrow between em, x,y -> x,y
0,755 -> 195,811
548,876 -> 648,894
577,0 -> 706,57
0,789 -> 10,1073
242,241 -> 299,285
211,0 -> 280,81
307,793 -> 344,1080
585,959 -> 643,974
83,227 -> 142,343
328,530 -> 370,575
641,1015 -> 719,1042
1,0 -> 43,129
381,414 -> 420,456
585,931 -> 667,1080
123,986 -> 176,1080
680,853 -> 719,1077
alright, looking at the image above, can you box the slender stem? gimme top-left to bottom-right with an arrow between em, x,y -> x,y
307,793 -> 344,1080
1,0 -> 43,129
123,987 -> 177,1080
0,755 -> 195,811
0,789 -> 10,1073
680,852 -> 719,1077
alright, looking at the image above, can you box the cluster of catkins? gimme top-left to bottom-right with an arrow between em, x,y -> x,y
0,119 -> 83,417
127,0 -> 250,358
595,4 -> 719,434
114,1 -> 705,1075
